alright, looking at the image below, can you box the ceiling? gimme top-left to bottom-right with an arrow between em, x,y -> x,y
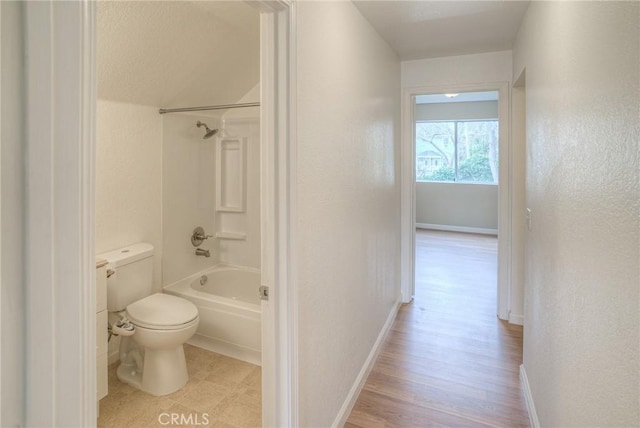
97,1 -> 260,108
353,1 -> 530,60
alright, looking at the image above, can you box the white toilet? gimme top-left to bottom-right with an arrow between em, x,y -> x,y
98,243 -> 200,396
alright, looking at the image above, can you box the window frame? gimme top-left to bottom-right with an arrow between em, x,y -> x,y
415,118 -> 499,185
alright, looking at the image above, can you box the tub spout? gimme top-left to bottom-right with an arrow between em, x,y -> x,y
195,248 -> 210,258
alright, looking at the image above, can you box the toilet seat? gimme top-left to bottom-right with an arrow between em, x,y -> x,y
126,293 -> 199,330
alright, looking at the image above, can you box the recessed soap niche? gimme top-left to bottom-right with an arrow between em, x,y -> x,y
216,136 -> 248,241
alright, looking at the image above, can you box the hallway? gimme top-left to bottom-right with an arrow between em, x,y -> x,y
346,230 -> 529,427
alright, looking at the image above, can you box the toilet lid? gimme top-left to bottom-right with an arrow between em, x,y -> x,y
126,293 -> 198,329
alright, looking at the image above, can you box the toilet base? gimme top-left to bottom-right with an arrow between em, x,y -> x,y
117,343 -> 189,396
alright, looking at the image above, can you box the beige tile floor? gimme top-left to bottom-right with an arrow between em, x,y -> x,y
98,345 -> 261,428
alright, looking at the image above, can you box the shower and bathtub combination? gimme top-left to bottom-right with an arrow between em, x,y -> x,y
164,264 -> 262,365
160,102 -> 262,366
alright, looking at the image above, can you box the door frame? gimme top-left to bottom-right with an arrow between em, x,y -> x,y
257,1 -> 298,427
400,82 -> 512,321
22,0 -> 297,426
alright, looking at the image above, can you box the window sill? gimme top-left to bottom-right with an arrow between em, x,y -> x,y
416,180 -> 498,186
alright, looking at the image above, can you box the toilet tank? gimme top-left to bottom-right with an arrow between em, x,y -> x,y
97,243 -> 154,312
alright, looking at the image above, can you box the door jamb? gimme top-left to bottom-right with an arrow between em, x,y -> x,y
23,0 -> 298,425
256,1 -> 298,427
400,82 -> 511,321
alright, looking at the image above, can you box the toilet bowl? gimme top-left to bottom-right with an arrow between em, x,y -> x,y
117,293 -> 199,396
98,243 -> 200,396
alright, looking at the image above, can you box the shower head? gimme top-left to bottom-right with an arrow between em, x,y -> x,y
196,121 -> 219,139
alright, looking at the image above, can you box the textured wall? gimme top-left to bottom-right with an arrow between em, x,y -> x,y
97,1 -> 259,109
296,2 -> 401,425
416,183 -> 498,230
1,2 -> 25,425
513,2 -> 640,426
95,100 -> 163,293
402,50 -> 512,88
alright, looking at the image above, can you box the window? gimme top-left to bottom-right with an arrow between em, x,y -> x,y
416,120 -> 499,184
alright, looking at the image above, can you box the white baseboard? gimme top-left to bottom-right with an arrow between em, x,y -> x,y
509,312 -> 524,326
331,298 -> 402,428
520,365 -> 540,428
416,223 -> 498,236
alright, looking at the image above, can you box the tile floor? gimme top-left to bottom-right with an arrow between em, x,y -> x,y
98,345 -> 261,428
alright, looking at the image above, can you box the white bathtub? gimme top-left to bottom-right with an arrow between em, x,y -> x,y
163,265 -> 261,365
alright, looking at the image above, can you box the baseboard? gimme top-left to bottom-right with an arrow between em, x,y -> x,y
509,312 -> 524,326
331,299 -> 402,428
416,223 -> 498,236
520,365 -> 540,428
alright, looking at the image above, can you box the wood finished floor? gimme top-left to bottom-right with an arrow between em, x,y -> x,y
346,230 -> 529,428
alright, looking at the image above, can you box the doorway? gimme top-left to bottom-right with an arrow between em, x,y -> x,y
400,83 -> 513,321
413,90 -> 500,316
18,1 -> 296,426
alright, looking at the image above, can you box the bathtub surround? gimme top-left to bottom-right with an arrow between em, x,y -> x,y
295,2 -> 402,426
513,2 -> 639,426
215,117 -> 261,269
161,112 -> 221,285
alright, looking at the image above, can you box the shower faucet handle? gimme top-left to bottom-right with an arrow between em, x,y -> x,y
191,226 -> 213,247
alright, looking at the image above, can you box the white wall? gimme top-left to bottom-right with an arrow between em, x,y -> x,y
513,2 -> 639,426
416,183 -> 498,230
1,2 -> 24,425
295,2 -> 401,426
415,100 -> 498,121
95,100 -> 163,292
403,50 -> 512,88
223,83 -> 260,121
96,100 -> 164,363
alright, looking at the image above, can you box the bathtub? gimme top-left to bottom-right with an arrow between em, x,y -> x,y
163,265 -> 261,365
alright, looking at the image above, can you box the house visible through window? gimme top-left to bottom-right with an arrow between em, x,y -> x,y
416,120 -> 499,184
